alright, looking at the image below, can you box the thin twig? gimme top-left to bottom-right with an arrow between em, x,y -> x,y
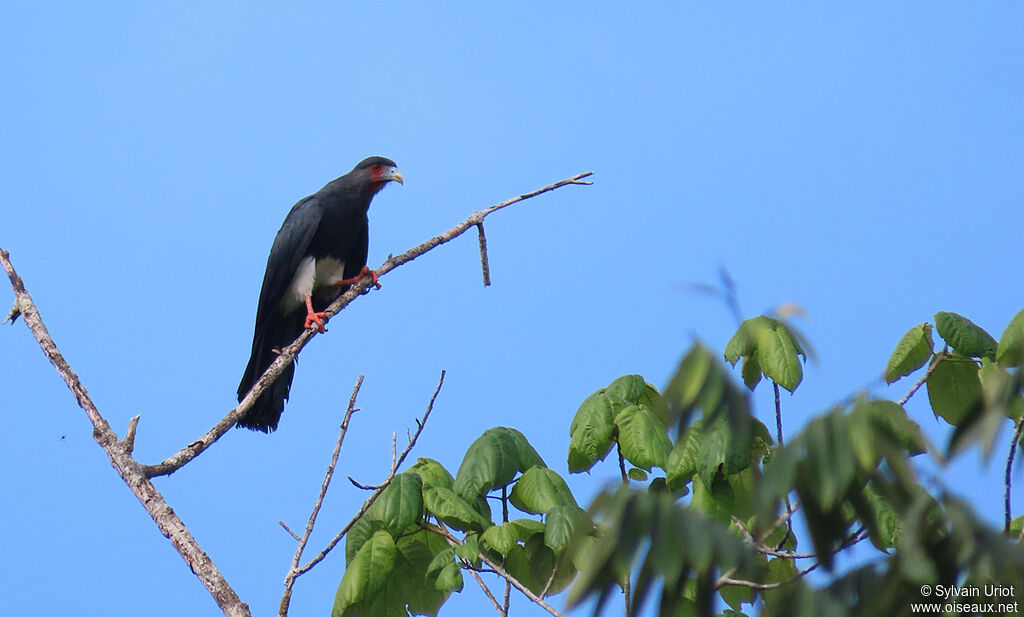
466,565 -> 506,617
715,528 -> 868,590
1005,415 -> 1024,533
347,477 -> 379,490
279,376 -> 363,617
294,370 -> 445,577
122,414 -> 141,456
898,351 -> 942,407
731,515 -> 816,559
140,172 -> 592,478
616,443 -> 632,615
773,380 -> 794,550
501,485 -> 511,616
424,522 -> 566,617
477,222 -> 491,287
279,521 -> 301,542
0,249 -> 251,617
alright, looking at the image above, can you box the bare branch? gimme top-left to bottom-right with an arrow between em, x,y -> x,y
476,222 -> 491,287
279,521 -> 301,542
465,564 -> 506,617
122,414 -> 141,456
294,370 -> 445,577
0,248 -> 251,617
772,380 -> 794,550
279,376 -> 364,616
716,528 -> 868,590
898,351 -> 943,407
140,172 -> 592,478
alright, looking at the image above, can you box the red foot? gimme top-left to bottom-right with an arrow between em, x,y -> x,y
336,265 -> 381,290
303,296 -> 328,333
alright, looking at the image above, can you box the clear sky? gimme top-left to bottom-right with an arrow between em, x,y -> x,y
2,3 -> 1022,617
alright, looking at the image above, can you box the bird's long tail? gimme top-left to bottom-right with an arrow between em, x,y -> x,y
236,310 -> 304,432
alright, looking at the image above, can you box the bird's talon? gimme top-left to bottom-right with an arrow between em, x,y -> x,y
304,311 -> 328,332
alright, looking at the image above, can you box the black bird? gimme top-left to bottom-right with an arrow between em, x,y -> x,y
236,156 -> 402,432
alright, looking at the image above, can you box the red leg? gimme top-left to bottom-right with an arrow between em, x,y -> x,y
335,265 -> 381,289
303,295 -> 327,333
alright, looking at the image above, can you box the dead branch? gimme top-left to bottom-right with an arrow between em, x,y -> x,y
0,249 -> 251,617
288,370 -> 444,587
278,375 -> 363,617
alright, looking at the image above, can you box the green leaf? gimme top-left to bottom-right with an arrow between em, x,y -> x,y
568,391 -> 616,473
935,311 -> 998,361
862,484 -> 901,549
666,421 -> 703,491
434,562 -> 463,593
453,427 -> 545,498
423,486 -> 492,533
885,323 -> 934,384
847,399 -> 926,470
425,548 -> 454,579
696,414 -> 753,488
605,374 -> 648,407
339,529 -> 451,617
333,530 -> 396,617
453,533 -> 480,564
997,308 -> 1024,367
509,518 -> 545,538
720,582 -> 755,612
370,473 -> 424,536
407,458 -> 454,491
544,505 -> 593,555
926,354 -> 982,425
504,544 -> 541,594
740,352 -> 762,390
757,321 -> 804,392
627,468 -> 648,482
614,404 -> 672,471
509,467 -> 577,514
664,344 -> 713,416
979,359 -> 1024,421
345,516 -> 382,563
481,522 -> 519,555
724,317 -> 769,365
690,470 -> 754,523
524,532 -> 557,593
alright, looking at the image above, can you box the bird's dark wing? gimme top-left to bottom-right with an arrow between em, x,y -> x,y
253,195 -> 322,332
236,195 -> 323,429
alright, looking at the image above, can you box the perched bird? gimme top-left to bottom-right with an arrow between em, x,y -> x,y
236,156 -> 403,432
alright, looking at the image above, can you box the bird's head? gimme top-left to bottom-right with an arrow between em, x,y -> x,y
353,156 -> 403,195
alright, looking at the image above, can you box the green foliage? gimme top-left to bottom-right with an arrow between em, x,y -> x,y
926,353 -> 982,425
334,530 -> 396,617
884,323 -> 934,383
567,391 -> 616,473
509,466 -> 578,514
452,427 -> 544,498
725,316 -> 807,392
614,404 -> 672,471
568,375 -> 670,473
935,311 -> 998,360
997,308 -> 1024,366
330,307 -> 1024,617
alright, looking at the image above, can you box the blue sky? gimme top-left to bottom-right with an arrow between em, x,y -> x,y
2,3 -> 1022,616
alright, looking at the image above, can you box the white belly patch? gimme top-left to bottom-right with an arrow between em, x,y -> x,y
282,256 -> 345,311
